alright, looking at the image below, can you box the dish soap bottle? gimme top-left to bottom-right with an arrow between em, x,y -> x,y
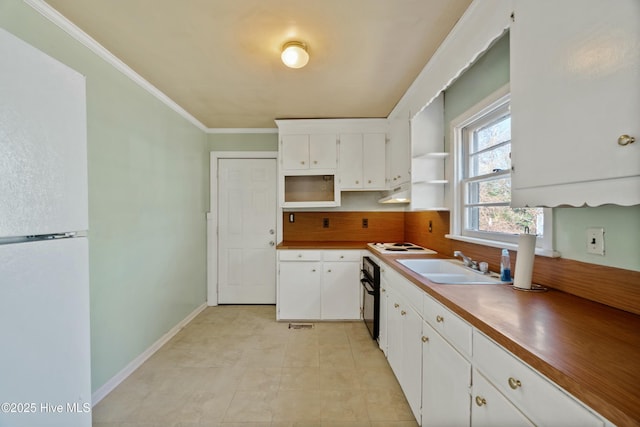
500,249 -> 511,281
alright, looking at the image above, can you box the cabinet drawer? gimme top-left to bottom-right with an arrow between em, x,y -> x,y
472,369 -> 535,427
423,295 -> 472,357
323,250 -> 361,262
278,250 -> 322,261
394,275 -> 424,313
473,330 -> 603,427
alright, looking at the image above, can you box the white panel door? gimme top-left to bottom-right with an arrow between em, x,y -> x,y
218,158 -> 277,303
0,28 -> 87,237
0,238 -> 91,427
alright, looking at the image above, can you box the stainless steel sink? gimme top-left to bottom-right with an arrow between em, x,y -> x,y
397,259 -> 510,285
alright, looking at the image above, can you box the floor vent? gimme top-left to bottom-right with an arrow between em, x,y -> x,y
288,323 -> 314,330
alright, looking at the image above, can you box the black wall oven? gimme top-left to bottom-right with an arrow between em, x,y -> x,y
361,256 -> 380,340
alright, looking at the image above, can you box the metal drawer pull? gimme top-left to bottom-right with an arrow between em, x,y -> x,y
436,315 -> 444,323
475,396 -> 487,407
394,303 -> 400,308
401,310 -> 406,316
508,377 -> 522,389
421,336 -> 429,343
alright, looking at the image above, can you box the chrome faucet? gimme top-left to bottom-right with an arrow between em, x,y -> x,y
453,251 -> 474,268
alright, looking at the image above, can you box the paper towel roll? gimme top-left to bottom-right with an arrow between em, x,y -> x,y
514,233 -> 536,290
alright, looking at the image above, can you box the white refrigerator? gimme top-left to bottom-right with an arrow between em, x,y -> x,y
0,28 -> 92,427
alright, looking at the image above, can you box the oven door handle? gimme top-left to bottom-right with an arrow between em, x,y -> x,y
361,278 -> 376,295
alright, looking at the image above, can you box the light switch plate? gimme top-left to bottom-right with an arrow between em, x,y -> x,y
586,227 -> 605,255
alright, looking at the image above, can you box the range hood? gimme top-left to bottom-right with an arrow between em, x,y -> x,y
378,183 -> 411,204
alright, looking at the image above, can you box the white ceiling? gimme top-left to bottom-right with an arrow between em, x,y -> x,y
44,0 -> 473,129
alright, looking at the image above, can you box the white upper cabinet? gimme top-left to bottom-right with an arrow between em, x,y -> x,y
339,133 -> 386,190
281,134 -> 337,170
510,0 -> 640,207
387,118 -> 412,188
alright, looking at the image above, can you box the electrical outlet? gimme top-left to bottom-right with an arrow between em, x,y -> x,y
323,218 -> 329,228
362,218 -> 368,228
586,227 -> 605,255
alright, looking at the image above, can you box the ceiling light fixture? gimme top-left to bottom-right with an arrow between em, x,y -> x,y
281,41 -> 309,69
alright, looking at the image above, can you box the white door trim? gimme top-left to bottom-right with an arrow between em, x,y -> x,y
208,151 -> 279,306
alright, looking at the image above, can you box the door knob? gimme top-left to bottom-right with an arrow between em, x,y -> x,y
269,229 -> 275,235
269,241 -> 275,246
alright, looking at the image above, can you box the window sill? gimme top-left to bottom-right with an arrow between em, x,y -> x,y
445,234 -> 561,258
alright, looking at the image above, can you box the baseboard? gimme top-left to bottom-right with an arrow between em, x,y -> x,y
91,302 -> 207,406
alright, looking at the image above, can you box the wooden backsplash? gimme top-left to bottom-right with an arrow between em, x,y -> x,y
282,211 -> 404,242
405,211 -> 640,316
283,210 -> 640,315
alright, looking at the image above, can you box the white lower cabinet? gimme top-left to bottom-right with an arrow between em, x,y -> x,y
473,330 -> 604,427
278,260 -> 321,320
385,285 -> 423,422
377,260 -> 608,427
422,320 -> 471,427
277,250 -> 360,320
321,259 -> 360,319
471,370 -> 535,427
378,274 -> 389,355
386,287 -> 403,380
401,303 -> 423,422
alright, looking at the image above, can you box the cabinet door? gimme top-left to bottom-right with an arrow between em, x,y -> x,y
281,134 -> 309,170
378,277 -> 388,355
388,118 -> 411,186
510,0 -> 640,206
401,304 -> 423,423
363,133 -> 386,189
309,134 -> 337,169
321,261 -> 360,319
278,261 -> 321,319
339,133 -> 364,189
422,321 -> 471,427
386,287 -> 403,381
471,370 -> 535,427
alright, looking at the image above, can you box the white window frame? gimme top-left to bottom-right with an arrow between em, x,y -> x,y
447,84 -> 558,257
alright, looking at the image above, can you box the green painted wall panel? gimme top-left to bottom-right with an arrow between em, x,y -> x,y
0,0 -> 209,392
207,132 -> 278,151
444,33 -> 639,271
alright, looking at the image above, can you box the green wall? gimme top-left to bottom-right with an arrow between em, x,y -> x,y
207,132 -> 278,151
444,33 -> 639,271
0,0 -> 209,392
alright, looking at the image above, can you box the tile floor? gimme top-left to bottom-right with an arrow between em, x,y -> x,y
92,305 -> 418,427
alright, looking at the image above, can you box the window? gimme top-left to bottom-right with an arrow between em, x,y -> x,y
450,85 -> 554,254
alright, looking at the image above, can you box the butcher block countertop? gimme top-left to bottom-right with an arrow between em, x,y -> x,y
377,251 -> 640,427
276,242 -> 640,425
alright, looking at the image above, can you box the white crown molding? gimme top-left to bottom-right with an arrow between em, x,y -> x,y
206,128 -> 278,134
24,0 -> 208,132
